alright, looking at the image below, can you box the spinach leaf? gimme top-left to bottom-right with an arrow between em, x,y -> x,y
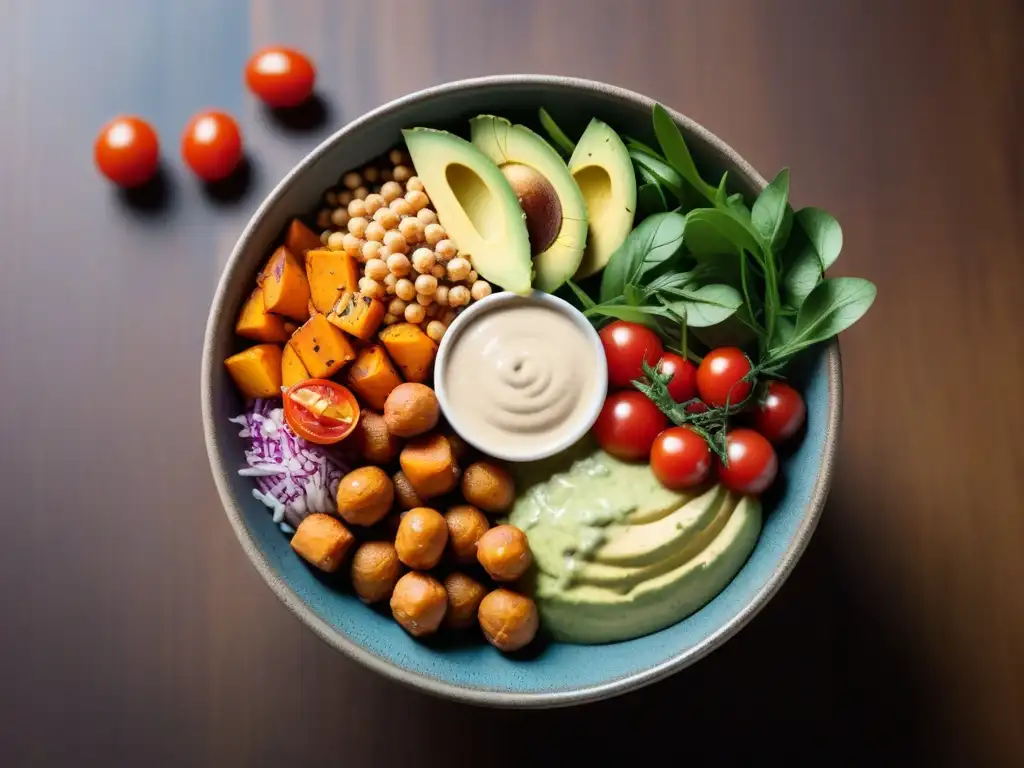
684,209 -> 741,258
751,168 -> 793,251
599,212 -> 687,302
714,172 -> 730,206
636,182 -> 668,220
661,283 -> 743,327
565,279 -> 597,310
684,208 -> 762,259
538,108 -> 576,157
771,315 -> 796,349
795,207 -> 843,271
630,150 -> 685,200
777,277 -> 877,355
652,104 -> 718,203
624,136 -> 663,158
584,303 -> 675,326
781,228 -> 822,307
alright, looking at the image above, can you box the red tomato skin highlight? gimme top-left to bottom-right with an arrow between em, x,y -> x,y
592,391 -> 667,461
656,353 -> 698,403
650,427 -> 712,490
696,347 -> 754,408
599,321 -> 665,389
94,116 -> 160,187
716,428 -> 778,495
245,47 -> 316,108
752,381 -> 807,443
181,111 -> 243,182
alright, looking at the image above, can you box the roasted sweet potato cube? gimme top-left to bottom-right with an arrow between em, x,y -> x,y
260,246 -> 311,322
306,249 -> 352,314
290,514 -> 355,572
224,344 -> 284,399
347,344 -> 403,410
235,286 -> 289,342
378,323 -> 437,383
281,342 -> 311,388
328,291 -> 386,341
400,434 -> 458,499
289,313 -> 355,378
284,218 -> 323,261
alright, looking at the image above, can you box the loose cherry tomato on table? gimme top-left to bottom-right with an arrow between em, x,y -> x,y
696,347 -> 754,408
752,381 -> 806,444
656,353 -> 698,403
283,379 -> 360,445
592,391 -> 667,461
181,110 -> 243,182
599,321 -> 664,389
651,427 -> 711,490
716,428 -> 778,495
245,47 -> 317,108
94,116 -> 160,187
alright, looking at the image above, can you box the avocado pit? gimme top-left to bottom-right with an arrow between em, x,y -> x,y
500,163 -> 562,256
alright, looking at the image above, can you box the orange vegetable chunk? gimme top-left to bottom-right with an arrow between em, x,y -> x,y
306,249 -> 353,314
328,291 -> 386,341
378,322 -> 437,383
224,343 -> 284,399
284,218 -> 323,261
235,286 -> 289,342
261,245 -> 311,321
347,344 -> 403,410
289,313 -> 355,378
400,433 -> 458,499
281,342 -> 311,388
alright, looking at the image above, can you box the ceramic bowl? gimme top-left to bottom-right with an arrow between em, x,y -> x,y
201,75 -> 841,708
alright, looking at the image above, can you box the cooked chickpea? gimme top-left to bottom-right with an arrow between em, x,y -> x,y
446,257 -> 472,282
351,541 -> 402,604
471,280 -> 492,301
393,164 -> 412,183
424,302 -> 440,318
363,193 -> 384,216
448,285 -> 471,307
424,320 -> 446,342
388,148 -> 407,166
343,233 -> 364,257
353,185 -> 369,199
362,239 -> 383,263
395,278 -> 416,301
327,231 -> 346,251
404,303 -> 426,324
383,273 -> 398,294
430,264 -> 446,280
406,176 -> 424,193
337,189 -> 354,206
355,411 -> 401,464
384,382 -> 440,437
477,525 -> 532,582
342,171 -> 362,190
336,466 -> 394,526
395,507 -> 448,570
348,198 -> 367,219
466,270 -> 479,285
415,293 -> 434,307
410,247 -> 436,274
424,223 -> 447,248
435,239 -> 458,262
415,274 -> 438,295
388,297 -> 408,317
444,505 -> 490,564
362,165 -> 380,183
365,258 -> 389,281
319,229 -> 331,245
443,572 -> 487,629
325,190 -> 339,206
390,197 -> 413,217
405,189 -> 429,212
386,252 -> 412,278
393,470 -> 424,510
462,461 -> 516,513
478,588 -> 539,652
331,207 -> 351,228
434,284 -> 449,307
316,209 -> 332,229
390,572 -> 447,637
373,207 -> 400,230
364,220 -> 386,243
380,180 -> 403,203
416,207 -> 438,225
383,230 -> 408,255
383,312 -> 398,325
347,216 -> 369,239
399,217 -> 425,244
359,276 -> 385,299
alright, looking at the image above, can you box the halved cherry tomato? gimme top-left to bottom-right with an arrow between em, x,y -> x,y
651,427 -> 711,490
181,110 -> 243,182
716,428 -> 778,495
283,379 -> 360,445
696,347 -> 754,408
752,381 -> 806,444
599,321 -> 664,389
656,353 -> 698,403
592,391 -> 667,461
94,116 -> 160,187
245,47 -> 317,108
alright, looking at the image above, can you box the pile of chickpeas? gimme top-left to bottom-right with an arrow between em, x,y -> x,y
315,149 -> 493,342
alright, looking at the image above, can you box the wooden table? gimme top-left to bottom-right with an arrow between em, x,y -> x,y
2,0 -> 1021,764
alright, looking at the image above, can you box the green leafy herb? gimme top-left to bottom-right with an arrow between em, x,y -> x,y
796,207 -> 843,271
652,104 -> 718,203
600,212 -> 687,302
629,149 -> 686,201
660,283 -> 743,327
751,168 -> 793,251
565,279 -> 597,310
636,182 -> 669,220
538,107 -> 576,157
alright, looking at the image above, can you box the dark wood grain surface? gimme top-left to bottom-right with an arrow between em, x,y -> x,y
2,0 -> 1022,764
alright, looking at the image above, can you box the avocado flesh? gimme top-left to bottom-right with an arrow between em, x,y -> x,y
470,116 -> 588,293
403,127 -> 532,294
569,118 -> 637,280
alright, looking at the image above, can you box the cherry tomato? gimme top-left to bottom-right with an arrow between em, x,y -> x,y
592,391 -> 667,461
696,347 -> 754,408
656,353 -> 698,403
94,116 -> 160,187
599,321 -> 665,389
245,46 -> 317,108
752,381 -> 806,444
181,111 -> 243,182
651,427 -> 711,490
685,401 -> 709,414
716,428 -> 778,495
283,379 -> 360,445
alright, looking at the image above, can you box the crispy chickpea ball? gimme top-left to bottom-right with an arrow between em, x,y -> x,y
387,297 -> 408,317
342,233 -> 364,257
415,273 -> 438,295
433,284 -> 449,307
390,572 -> 447,637
478,588 -> 539,652
444,572 -> 487,629
411,247 -> 436,274
390,197 -> 413,217
394,277 -> 416,301
393,164 -> 412,183
461,461 -> 516,513
355,411 -> 401,464
395,507 -> 448,570
399,216 -> 424,244
347,198 -> 367,219
351,541 -> 402,604
383,273 -> 398,294
336,466 -> 394,526
384,382 -> 440,438
347,216 -> 369,239
342,171 -> 362,190
405,189 -> 429,212
444,505 -> 490,564
392,470 -> 424,510
383,230 -> 408,255
406,176 -> 425,192
476,525 -> 532,582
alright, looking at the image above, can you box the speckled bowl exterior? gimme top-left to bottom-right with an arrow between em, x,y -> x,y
201,75 -> 841,708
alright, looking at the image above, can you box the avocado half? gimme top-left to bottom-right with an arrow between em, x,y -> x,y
569,119 -> 637,280
470,116 -> 589,293
403,128 -> 533,294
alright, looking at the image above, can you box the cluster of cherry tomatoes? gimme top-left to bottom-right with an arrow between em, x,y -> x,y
593,321 -> 807,497
94,47 -> 316,187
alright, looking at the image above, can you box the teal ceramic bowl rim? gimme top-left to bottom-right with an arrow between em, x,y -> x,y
201,74 -> 842,709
